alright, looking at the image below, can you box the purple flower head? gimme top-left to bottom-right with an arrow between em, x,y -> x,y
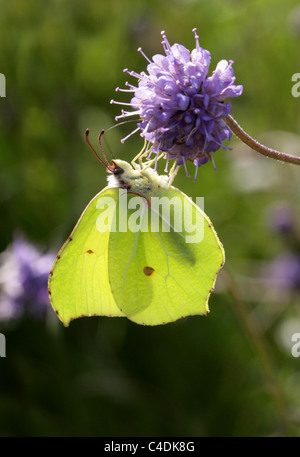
112,29 -> 243,180
0,236 -> 55,322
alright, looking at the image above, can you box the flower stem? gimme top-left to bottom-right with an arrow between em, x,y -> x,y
224,115 -> 300,165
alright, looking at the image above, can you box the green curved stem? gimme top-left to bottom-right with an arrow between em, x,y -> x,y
224,115 -> 300,166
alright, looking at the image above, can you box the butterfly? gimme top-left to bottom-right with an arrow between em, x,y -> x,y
48,130 -> 225,326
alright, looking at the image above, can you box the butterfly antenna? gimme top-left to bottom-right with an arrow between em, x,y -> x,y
98,130 -> 112,166
103,135 -> 116,160
85,128 -> 109,168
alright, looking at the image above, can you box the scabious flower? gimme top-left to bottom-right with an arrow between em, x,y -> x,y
112,28 -> 243,180
0,236 -> 55,322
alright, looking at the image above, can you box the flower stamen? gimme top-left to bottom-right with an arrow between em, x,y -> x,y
137,47 -> 152,64
121,127 -> 140,143
192,28 -> 201,53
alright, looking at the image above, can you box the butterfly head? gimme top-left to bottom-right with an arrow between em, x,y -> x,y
85,129 -> 169,194
107,160 -> 141,190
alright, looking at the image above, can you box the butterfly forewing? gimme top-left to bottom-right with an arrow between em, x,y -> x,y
48,187 -> 125,326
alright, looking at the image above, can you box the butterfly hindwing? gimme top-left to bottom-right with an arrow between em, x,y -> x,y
108,187 -> 225,325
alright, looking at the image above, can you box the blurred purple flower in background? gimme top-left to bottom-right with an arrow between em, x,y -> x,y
112,28 -> 243,180
267,252 -> 300,292
263,203 -> 300,294
0,236 -> 55,322
268,202 -> 296,236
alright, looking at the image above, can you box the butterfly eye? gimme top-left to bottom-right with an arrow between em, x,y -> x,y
113,167 -> 124,175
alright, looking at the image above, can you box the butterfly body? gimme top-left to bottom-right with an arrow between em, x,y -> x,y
107,159 -> 169,196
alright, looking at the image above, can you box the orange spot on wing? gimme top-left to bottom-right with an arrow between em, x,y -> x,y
143,266 -> 155,276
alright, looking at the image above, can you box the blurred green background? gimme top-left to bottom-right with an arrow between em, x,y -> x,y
1,0 -> 300,437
